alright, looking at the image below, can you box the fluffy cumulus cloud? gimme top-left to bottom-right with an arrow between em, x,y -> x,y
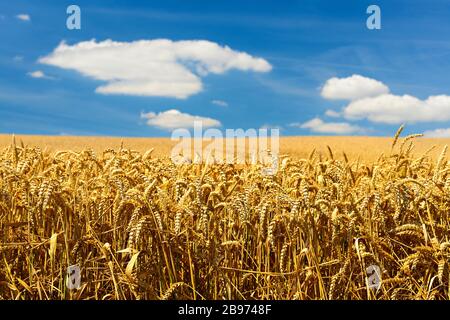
16,14 -> 31,21
39,39 -> 272,99
321,74 -> 389,101
320,74 -> 450,127
342,94 -> 450,124
141,109 -> 221,130
292,117 -> 363,134
423,128 -> 450,138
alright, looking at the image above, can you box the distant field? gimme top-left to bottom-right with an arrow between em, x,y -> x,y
0,134 -> 449,161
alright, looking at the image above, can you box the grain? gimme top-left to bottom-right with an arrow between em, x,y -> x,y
1,129 -> 450,300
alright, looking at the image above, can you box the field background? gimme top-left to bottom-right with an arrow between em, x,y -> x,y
1,134 -> 449,161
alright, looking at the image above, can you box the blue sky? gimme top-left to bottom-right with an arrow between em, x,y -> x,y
2,0 -> 450,137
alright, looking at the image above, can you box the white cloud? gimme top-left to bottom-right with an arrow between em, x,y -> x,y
319,74 -> 450,125
16,14 -> 30,21
141,109 -> 221,130
325,109 -> 340,118
212,99 -> 228,107
27,70 -> 53,79
423,128 -> 450,138
342,94 -> 450,124
321,74 -> 389,101
13,55 -> 24,62
292,117 -> 363,134
39,39 -> 272,99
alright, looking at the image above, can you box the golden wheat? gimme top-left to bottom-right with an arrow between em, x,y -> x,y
0,131 -> 450,300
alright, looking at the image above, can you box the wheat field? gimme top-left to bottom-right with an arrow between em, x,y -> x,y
2,134 -> 450,162
1,130 -> 450,300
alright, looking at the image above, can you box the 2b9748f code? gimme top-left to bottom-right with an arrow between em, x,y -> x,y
222,304 -> 271,315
